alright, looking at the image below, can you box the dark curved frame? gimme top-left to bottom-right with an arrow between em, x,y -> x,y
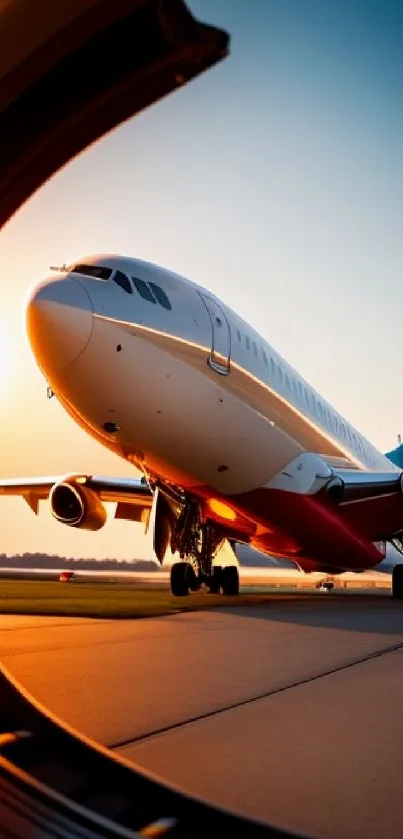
0,0 -> 229,230
0,662 -> 302,838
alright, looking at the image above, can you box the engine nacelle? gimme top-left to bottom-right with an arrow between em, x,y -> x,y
49,480 -> 107,531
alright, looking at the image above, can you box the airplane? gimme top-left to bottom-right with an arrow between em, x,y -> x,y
2,253 -> 403,598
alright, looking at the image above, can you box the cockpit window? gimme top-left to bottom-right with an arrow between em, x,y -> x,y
132,277 -> 157,304
113,270 -> 132,294
71,264 -> 112,280
149,282 -> 172,310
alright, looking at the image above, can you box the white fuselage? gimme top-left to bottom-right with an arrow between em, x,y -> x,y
23,253 -> 402,571
26,253 -> 395,499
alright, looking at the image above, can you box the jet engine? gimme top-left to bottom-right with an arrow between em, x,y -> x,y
49,480 -> 107,531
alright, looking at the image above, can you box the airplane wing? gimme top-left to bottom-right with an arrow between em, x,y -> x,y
330,468 -> 403,541
0,474 -> 153,522
2,467 -> 403,544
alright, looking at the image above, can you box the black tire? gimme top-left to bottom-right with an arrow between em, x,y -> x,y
392,564 -> 403,599
221,566 -> 239,596
170,562 -> 190,597
188,564 -> 200,592
209,566 -> 222,594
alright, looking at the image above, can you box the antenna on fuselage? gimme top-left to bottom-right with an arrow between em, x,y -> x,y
398,434 -> 402,445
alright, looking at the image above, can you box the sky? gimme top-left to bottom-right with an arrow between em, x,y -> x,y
0,0 -> 402,559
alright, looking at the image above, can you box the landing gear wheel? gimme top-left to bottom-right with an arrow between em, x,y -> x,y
170,562 -> 191,597
221,566 -> 239,596
392,564 -> 403,599
187,564 -> 200,592
208,566 -> 222,594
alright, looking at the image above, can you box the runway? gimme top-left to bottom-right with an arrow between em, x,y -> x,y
2,593 -> 403,838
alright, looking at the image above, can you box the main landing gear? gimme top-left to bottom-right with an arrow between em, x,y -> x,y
170,562 -> 239,597
392,564 -> 403,599
169,500 -> 239,597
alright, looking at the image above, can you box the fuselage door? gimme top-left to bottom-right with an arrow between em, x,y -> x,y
199,292 -> 231,376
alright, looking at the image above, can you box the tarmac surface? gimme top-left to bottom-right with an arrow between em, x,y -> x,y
1,591 -> 403,838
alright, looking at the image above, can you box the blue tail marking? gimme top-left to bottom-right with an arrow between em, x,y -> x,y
385,442 -> 403,469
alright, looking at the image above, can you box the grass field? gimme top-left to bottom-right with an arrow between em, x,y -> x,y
0,579 -> 283,619
0,576 -> 391,619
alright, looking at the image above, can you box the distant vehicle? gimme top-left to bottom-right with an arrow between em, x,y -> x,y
1,255 -> 403,598
59,571 -> 75,583
316,580 -> 334,592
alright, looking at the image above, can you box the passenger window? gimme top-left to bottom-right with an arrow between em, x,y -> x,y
237,329 -> 241,342
253,341 -> 257,356
262,350 -> 268,366
246,336 -> 250,350
113,271 -> 132,294
132,277 -> 156,304
149,282 -> 172,310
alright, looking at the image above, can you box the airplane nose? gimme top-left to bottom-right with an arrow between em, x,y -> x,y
26,278 -> 93,372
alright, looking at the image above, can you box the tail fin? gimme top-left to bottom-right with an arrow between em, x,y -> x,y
385,440 -> 403,469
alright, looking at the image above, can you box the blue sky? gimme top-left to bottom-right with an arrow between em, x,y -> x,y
0,0 -> 402,557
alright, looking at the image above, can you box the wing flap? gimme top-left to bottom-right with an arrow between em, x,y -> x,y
0,477 -> 54,515
115,502 -> 152,526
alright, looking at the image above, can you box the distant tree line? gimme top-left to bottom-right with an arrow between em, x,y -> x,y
0,553 -> 159,572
